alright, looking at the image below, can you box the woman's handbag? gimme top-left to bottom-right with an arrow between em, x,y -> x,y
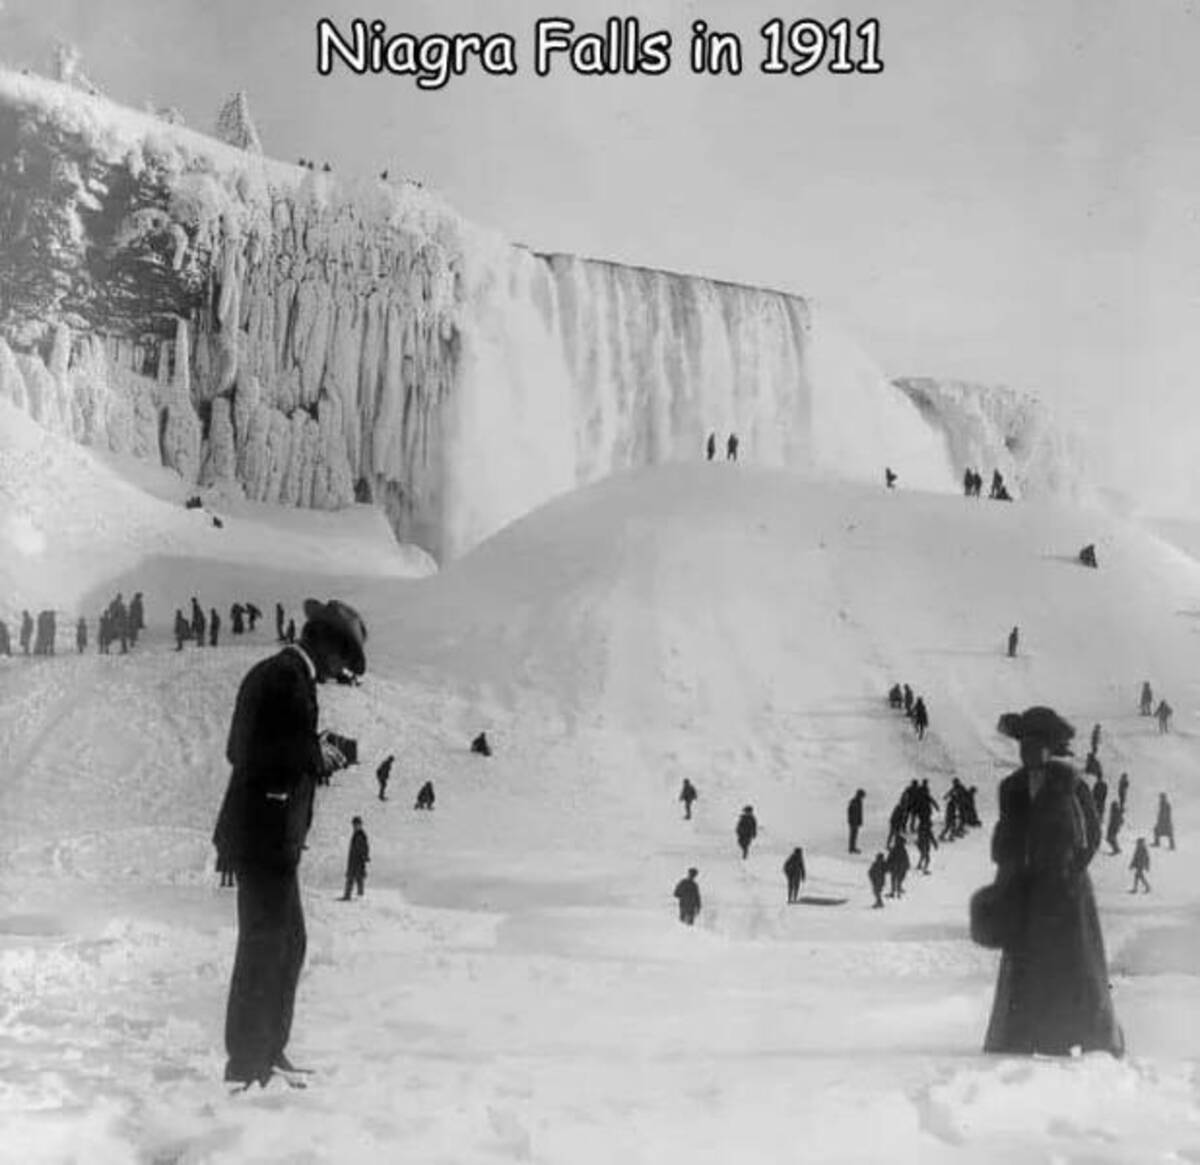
969,874 -> 1029,950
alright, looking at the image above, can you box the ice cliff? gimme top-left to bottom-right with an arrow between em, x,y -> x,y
0,68 -> 971,560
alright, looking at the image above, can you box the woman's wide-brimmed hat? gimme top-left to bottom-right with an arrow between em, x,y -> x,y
303,598 -> 367,675
997,705 -> 1075,755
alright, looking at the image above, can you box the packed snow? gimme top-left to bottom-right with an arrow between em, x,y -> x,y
1,410 -> 1199,1163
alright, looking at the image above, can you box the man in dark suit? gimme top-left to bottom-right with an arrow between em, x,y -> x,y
213,598 -> 367,1089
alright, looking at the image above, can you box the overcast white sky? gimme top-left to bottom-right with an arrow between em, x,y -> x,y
4,0 -> 1199,508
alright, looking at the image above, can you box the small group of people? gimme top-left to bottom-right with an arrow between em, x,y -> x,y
1136,681 -> 1172,731
960,467 -> 1010,500
98,591 -> 144,653
7,609 -> 58,656
705,432 -> 740,462
175,596 -> 264,650
887,682 -> 929,739
229,602 -> 263,636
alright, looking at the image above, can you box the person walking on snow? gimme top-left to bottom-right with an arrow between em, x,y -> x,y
1007,626 -> 1019,658
210,607 -> 221,648
376,755 -> 394,801
847,789 -> 865,853
1092,773 -> 1108,822
1117,772 -> 1129,812
674,868 -> 701,925
783,847 -> 807,903
76,616 -> 87,654
174,609 -> 189,651
736,806 -> 758,859
1152,794 -> 1175,850
868,853 -> 887,908
726,433 -> 739,462
1139,682 -> 1154,717
1129,838 -> 1151,894
128,592 -> 144,645
1106,800 -> 1124,855
916,818 -> 938,874
1155,700 -> 1173,733
885,467 -> 897,489
19,609 -> 33,655
705,432 -> 716,461
912,697 -> 929,740
414,780 -> 435,810
886,837 -> 910,898
679,778 -> 698,820
340,817 -> 370,900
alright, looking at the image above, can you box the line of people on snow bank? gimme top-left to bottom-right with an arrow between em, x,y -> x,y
173,598 -> 265,650
887,682 -> 929,739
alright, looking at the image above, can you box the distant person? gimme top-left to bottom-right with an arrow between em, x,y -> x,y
912,697 -> 929,740
915,818 -> 938,874
887,683 -> 903,709
1078,543 -> 1098,569
340,817 -> 370,901
1152,793 -> 1175,850
1139,681 -> 1153,717
173,609 -> 190,651
1090,724 -> 1101,755
210,608 -> 221,648
902,684 -> 914,717
847,789 -> 865,853
19,609 -> 33,655
884,467 -> 897,489
1007,626 -> 1019,658
705,432 -> 716,462
979,705 -> 1123,1057
470,732 -> 492,757
231,603 -> 246,635
414,780 -> 435,810
726,433 -> 739,462
1129,838 -> 1151,894
285,618 -> 296,645
129,592 -> 145,645
964,785 -> 981,828
1116,772 -> 1129,812
868,853 -> 887,908
886,836 -> 910,898
962,468 -> 974,497
376,755 -> 393,801
0,619 -> 10,656
735,806 -> 758,859
76,616 -> 87,654
674,868 -> 701,925
989,469 -> 1004,500
1155,700 -> 1172,733
217,849 -> 236,889
1106,800 -> 1124,855
275,602 -> 286,642
1092,773 -> 1108,822
1083,751 -> 1102,779
191,598 -> 205,646
246,603 -> 262,632
783,847 -> 807,904
679,778 -> 698,820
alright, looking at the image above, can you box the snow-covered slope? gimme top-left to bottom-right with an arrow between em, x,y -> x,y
1,436 -> 1199,1161
0,68 -> 961,562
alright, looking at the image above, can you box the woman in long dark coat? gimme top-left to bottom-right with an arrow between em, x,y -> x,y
982,706 -> 1124,1057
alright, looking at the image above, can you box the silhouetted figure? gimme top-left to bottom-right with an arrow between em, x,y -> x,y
884,467 -> 897,489
129,593 -> 144,645
191,598 -> 205,646
210,608 -> 221,648
868,853 -> 887,908
1090,724 -> 1101,755
674,868 -> 701,925
174,609 -> 189,651
989,469 -> 1004,500
340,817 -> 370,900
1116,772 -> 1129,812
376,755 -> 393,801
212,515 -> 224,529
322,161 -> 332,172
1155,700 -> 1172,733
1078,544 -> 1098,569
1139,682 -> 1153,717
912,697 -> 929,740
1129,838 -> 1151,894
246,603 -> 261,632
231,603 -> 246,635
783,847 -> 807,903
275,603 -> 285,642
1106,801 -> 1123,855
470,732 -> 492,757
915,819 -> 938,873
19,610 -> 32,655
963,468 -> 974,496
1007,626 -> 1019,658
735,806 -> 757,859
108,595 -> 129,653
414,780 -> 435,810
886,837 -> 910,898
1092,774 -> 1108,822
679,778 -> 698,820
379,169 -> 388,180
847,789 -> 865,853
726,433 -> 739,462
73,615 -> 85,654
902,684 -> 913,717
705,432 -> 716,461
0,619 -> 10,656
964,785 -> 981,828
1083,751 -> 1102,779
285,618 -> 296,644
1152,794 -> 1175,850
887,801 -> 907,848
887,683 -> 903,709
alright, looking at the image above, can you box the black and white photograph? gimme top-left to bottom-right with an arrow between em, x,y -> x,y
0,0 -> 1198,1159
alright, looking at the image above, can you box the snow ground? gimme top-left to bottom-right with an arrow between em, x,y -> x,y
1,421 -> 1200,1163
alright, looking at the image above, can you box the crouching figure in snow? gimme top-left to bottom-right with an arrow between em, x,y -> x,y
975,705 -> 1123,1057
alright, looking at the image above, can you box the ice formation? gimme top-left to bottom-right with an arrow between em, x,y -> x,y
0,67 -> 987,560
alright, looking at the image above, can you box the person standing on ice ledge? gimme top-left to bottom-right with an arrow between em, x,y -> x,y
977,706 -> 1123,1057
213,597 -> 367,1089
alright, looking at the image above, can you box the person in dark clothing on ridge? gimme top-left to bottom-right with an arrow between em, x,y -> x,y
1106,800 -> 1124,855
783,847 -> 807,904
674,868 -> 701,925
706,432 -> 716,461
1129,838 -> 1151,894
868,853 -> 888,907
847,789 -> 865,853
212,597 -> 368,1090
210,608 -> 221,648
1152,794 -> 1174,850
1007,626 -> 1019,658
735,805 -> 758,859
376,755 -> 394,801
19,609 -> 32,655
680,778 -> 698,820
414,780 -> 435,810
340,817 -> 370,900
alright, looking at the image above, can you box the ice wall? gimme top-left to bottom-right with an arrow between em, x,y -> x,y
0,69 -> 955,560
